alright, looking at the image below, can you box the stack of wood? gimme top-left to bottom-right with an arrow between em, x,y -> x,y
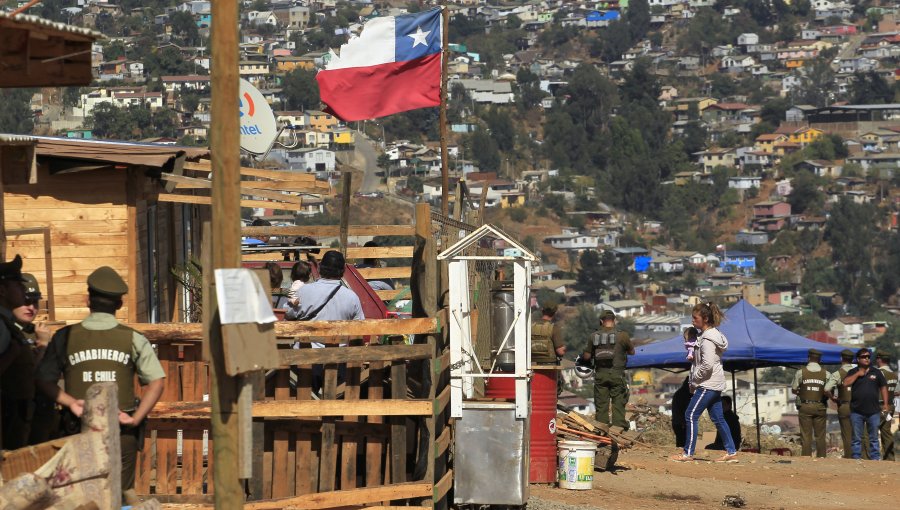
0,383 -> 160,510
556,411 -> 632,472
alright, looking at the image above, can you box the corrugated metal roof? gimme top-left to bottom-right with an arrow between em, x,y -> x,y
0,134 -> 36,144
0,12 -> 103,40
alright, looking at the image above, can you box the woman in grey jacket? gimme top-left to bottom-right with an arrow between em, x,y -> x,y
670,302 -> 738,462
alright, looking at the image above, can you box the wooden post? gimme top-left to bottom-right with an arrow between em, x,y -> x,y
340,172 -> 352,255
439,6 -> 450,217
454,179 -> 463,222
209,0 -> 243,506
43,227 -> 55,321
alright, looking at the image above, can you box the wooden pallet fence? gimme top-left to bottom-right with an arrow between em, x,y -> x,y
133,317 -> 449,509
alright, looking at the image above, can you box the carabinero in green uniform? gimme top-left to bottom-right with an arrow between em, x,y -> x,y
531,306 -> 565,365
874,351 -> 897,461
791,348 -> 828,458
36,267 -> 166,505
825,349 -> 856,458
581,310 -> 634,430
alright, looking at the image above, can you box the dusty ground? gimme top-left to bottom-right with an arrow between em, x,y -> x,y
529,446 -> 898,510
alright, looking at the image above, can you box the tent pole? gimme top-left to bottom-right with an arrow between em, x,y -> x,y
754,365 -> 761,452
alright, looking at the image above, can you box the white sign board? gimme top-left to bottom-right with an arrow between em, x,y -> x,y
213,268 -> 277,325
239,78 -> 278,154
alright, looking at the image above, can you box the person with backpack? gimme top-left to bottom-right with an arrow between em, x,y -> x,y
531,306 -> 565,365
579,310 -> 634,430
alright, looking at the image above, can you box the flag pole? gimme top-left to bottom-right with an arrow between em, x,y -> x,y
439,5 -> 450,217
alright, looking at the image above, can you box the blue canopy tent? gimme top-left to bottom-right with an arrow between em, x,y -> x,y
627,300 -> 851,450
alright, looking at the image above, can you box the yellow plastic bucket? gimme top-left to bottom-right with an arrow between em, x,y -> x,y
557,440 -> 595,489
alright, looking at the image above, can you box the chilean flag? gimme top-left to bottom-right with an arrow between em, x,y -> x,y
316,8 -> 442,122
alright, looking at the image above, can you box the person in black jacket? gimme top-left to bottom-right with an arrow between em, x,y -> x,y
671,377 -> 690,447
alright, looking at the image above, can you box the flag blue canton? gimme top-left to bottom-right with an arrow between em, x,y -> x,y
394,8 -> 441,62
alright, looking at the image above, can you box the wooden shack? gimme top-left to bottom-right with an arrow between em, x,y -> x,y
2,136 -> 208,322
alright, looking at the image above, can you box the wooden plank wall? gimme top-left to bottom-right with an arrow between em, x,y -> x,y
3,166 -> 131,322
239,225 -> 416,302
135,320 -> 451,509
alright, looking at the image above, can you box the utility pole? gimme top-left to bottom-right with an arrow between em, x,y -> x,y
208,0 -> 243,507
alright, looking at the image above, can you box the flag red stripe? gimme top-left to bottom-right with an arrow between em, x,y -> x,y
317,53 -> 441,122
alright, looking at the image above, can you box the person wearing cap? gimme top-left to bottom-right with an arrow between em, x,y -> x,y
0,255 -> 33,449
287,250 -> 363,324
580,310 -> 633,430
791,348 -> 829,457
531,305 -> 565,365
843,348 -> 889,460
825,349 -> 856,458
36,266 -> 166,504
3,273 -> 57,447
874,351 -> 896,460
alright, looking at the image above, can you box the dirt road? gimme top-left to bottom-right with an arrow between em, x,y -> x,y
531,447 -> 897,510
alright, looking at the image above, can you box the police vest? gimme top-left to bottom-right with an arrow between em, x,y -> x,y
879,367 -> 897,406
837,367 -> 852,403
592,330 -> 618,362
63,323 -> 136,412
531,320 -> 557,364
0,315 -> 35,401
798,366 -> 826,402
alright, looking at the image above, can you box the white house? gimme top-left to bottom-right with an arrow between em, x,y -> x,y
720,55 -> 755,71
270,147 -> 336,173
596,300 -> 645,318
542,233 -> 599,251
737,33 -> 759,46
247,10 -> 278,26
449,79 -> 514,104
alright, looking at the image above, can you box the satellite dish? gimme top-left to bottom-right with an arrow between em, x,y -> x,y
238,78 -> 278,154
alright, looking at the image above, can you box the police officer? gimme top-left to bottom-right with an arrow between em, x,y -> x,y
791,348 -> 828,457
36,267 -> 166,504
874,351 -> 896,461
0,256 -> 33,450
6,273 -> 58,447
531,305 -> 565,365
580,310 -> 634,430
825,349 -> 855,458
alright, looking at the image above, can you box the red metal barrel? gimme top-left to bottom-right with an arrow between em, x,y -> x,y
486,369 -> 558,483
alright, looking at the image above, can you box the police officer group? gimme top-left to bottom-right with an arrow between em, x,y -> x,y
0,255 -> 165,505
793,347 -> 897,460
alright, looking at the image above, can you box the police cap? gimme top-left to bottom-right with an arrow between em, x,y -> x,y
840,349 -> 854,360
0,255 -> 26,282
875,350 -> 891,362
599,310 -> 616,321
87,266 -> 128,297
808,348 -> 822,360
22,273 -> 41,298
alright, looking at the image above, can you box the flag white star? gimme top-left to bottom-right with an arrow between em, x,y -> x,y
408,26 -> 431,47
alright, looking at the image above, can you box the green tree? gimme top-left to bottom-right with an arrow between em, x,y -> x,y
787,170 -> 824,215
626,0 -> 651,41
467,130 -> 500,171
484,108 -> 515,152
283,68 -> 320,110
779,313 -> 826,335
574,250 -> 608,303
872,327 -> 899,362
849,71 -> 894,104
562,305 -> 600,354
824,198 -> 881,315
0,89 -> 34,134
169,11 -> 201,46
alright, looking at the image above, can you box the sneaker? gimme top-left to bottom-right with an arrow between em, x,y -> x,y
715,452 -> 738,463
669,453 -> 694,462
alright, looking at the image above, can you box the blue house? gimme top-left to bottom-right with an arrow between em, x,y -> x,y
586,10 -> 620,27
720,251 -> 756,274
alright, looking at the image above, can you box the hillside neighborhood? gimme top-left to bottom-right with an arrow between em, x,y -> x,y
3,0 -> 900,452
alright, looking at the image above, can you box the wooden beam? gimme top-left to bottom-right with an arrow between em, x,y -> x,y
433,385 -> 450,416
344,246 -> 414,260
208,0 -> 242,505
279,344 -> 432,366
433,469 -> 453,502
158,193 -> 298,211
160,173 -> 304,204
150,399 -> 434,419
185,161 -> 318,183
356,267 -> 411,280
241,225 -> 416,237
242,482 -> 433,510
127,318 -> 438,342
